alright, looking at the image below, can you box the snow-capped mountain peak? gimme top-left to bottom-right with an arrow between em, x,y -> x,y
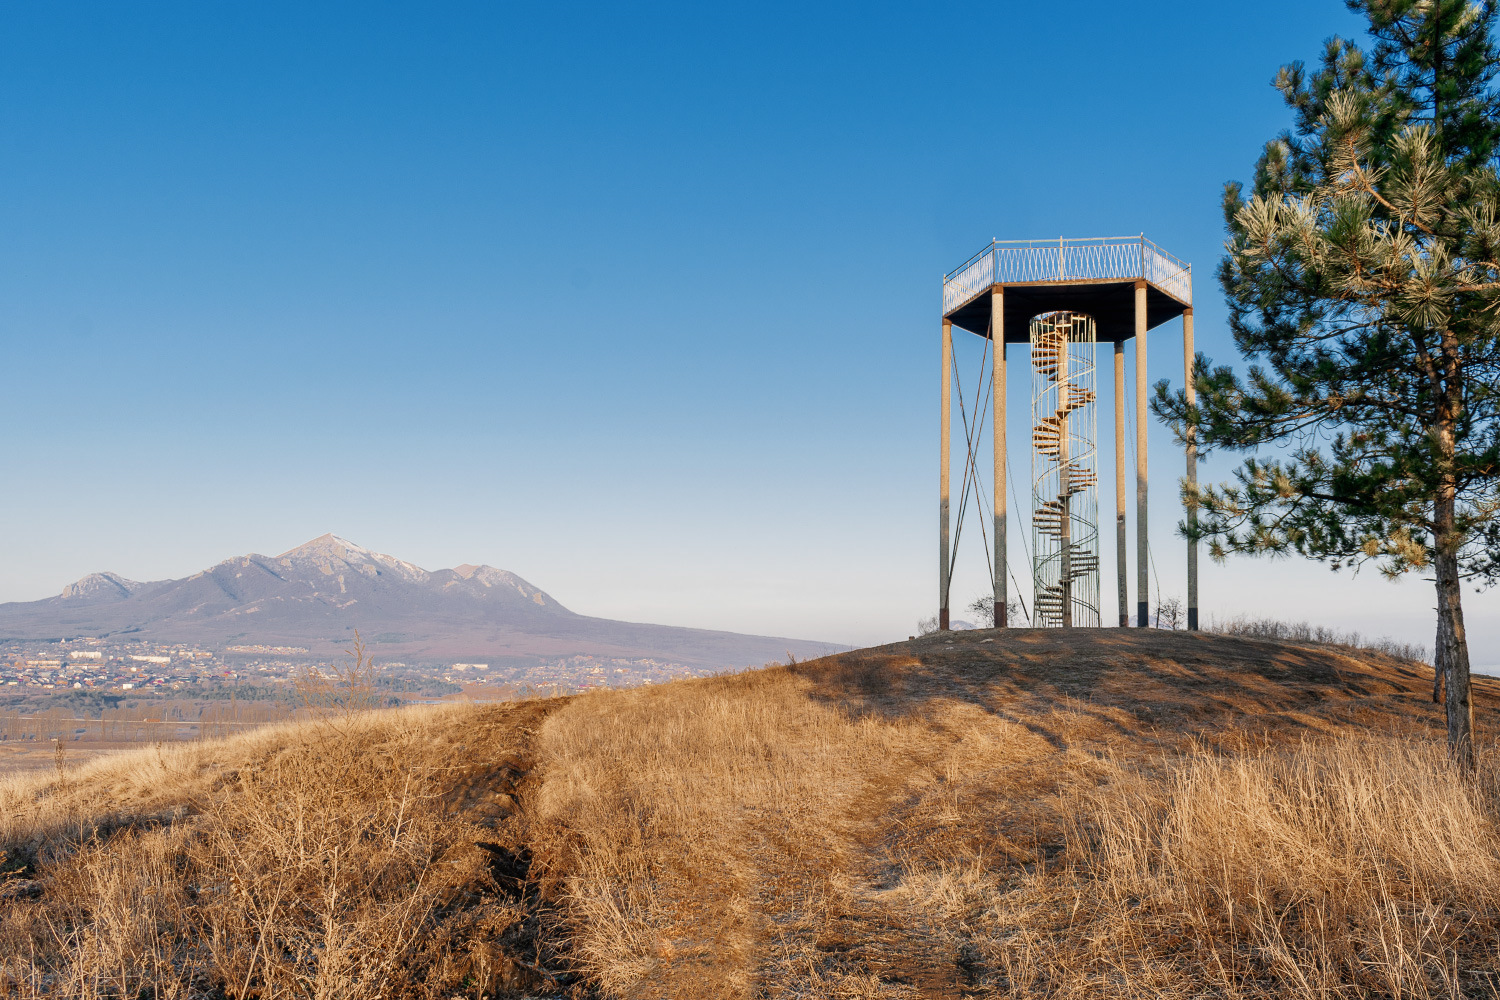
60,572 -> 142,600
276,533 -> 429,584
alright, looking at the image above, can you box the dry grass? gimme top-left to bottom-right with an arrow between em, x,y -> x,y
0,700 -> 560,998
526,630 -> 1500,998
3,629 -> 1498,997
529,661 -> 978,997
1052,739 -> 1500,997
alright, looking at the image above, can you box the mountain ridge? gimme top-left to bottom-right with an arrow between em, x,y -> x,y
0,534 -> 841,667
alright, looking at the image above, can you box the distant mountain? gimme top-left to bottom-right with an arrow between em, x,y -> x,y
60,572 -> 143,601
0,534 -> 842,668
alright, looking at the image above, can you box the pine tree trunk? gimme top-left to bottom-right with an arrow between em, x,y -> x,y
1430,326 -> 1474,768
1433,609 -> 1449,703
1434,489 -> 1475,769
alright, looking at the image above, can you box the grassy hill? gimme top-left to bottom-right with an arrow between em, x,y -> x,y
3,629 -> 1498,998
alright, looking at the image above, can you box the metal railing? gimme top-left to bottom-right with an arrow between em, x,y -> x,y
942,236 -> 1192,315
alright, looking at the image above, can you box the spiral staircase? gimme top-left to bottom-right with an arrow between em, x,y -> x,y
1030,313 -> 1101,627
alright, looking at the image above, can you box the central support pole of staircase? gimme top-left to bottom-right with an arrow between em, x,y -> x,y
1134,281 -> 1149,628
1114,340 -> 1128,627
992,288 -> 1007,628
1057,332 -> 1073,628
940,317 -> 952,632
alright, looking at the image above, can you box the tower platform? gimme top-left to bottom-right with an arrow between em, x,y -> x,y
942,236 -> 1191,342
936,232 -> 1198,633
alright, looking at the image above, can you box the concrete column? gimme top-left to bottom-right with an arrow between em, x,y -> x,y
1135,281 -> 1149,628
991,289 -> 1007,628
1183,307 -> 1199,630
1114,340 -> 1128,627
940,317 -> 952,631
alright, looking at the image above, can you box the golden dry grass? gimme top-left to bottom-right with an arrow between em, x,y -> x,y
3,629 -> 1498,998
526,630 -> 1500,998
1060,738 -> 1500,997
0,700 -> 560,998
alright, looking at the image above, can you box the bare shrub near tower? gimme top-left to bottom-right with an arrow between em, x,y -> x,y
292,631 -> 384,729
1154,595 -> 1185,630
1210,614 -> 1430,663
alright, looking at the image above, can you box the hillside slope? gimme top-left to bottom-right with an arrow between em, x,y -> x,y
3,629 -> 1498,998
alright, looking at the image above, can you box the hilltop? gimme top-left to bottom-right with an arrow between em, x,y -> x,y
3,628 -> 1497,998
0,534 -> 841,668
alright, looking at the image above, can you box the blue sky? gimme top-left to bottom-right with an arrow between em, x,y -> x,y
0,0 -> 1492,660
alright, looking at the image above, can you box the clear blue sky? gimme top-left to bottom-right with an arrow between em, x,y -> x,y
1,0 -> 1492,661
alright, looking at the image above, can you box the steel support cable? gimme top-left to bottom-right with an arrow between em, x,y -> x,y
948,337 -> 974,573
946,324 -> 974,581
963,325 -> 996,587
1148,540 -> 1163,624
966,330 -> 1035,626
1008,455 -> 1033,567
1006,455 -> 1034,624
950,331 -> 996,587
960,377 -> 1014,623
973,330 -> 1035,626
971,317 -> 1037,626
954,318 -> 1037,626
1009,564 -> 1032,624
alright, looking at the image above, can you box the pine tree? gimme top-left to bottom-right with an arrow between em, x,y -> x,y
1154,0 -> 1500,766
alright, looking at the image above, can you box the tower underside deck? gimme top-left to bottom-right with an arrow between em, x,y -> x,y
941,236 -> 1192,341
947,280 -> 1184,341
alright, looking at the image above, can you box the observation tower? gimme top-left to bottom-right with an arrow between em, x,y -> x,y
938,236 -> 1199,630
